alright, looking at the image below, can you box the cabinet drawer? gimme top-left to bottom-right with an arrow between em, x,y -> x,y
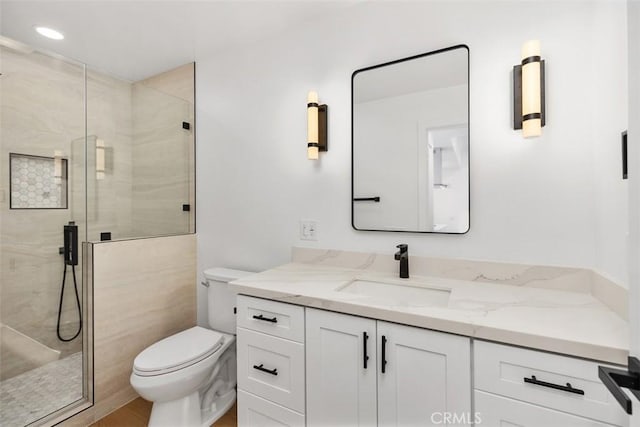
238,390 -> 305,427
475,390 -> 618,427
237,328 -> 305,413
237,295 -> 304,342
474,340 -> 628,426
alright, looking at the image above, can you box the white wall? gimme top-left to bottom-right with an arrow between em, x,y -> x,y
195,1 -> 628,324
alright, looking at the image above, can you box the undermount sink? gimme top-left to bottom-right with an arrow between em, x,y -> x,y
337,279 -> 451,307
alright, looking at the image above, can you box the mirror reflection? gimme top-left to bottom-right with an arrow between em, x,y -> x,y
352,45 -> 470,233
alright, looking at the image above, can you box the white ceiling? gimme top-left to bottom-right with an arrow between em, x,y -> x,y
0,0 -> 359,81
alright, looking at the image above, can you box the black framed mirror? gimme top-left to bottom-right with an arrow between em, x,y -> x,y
351,45 -> 470,233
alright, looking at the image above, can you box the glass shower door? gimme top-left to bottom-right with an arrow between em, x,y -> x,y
0,39 -> 90,426
130,83 -> 193,238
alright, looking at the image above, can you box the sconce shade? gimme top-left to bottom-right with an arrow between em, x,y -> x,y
308,145 -> 319,160
521,40 -> 542,137
513,40 -> 545,138
96,139 -> 105,180
307,90 -> 327,160
307,91 -> 319,160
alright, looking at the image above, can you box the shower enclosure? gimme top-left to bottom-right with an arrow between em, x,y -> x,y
0,36 -> 195,426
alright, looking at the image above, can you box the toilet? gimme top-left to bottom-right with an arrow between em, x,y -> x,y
130,267 -> 253,427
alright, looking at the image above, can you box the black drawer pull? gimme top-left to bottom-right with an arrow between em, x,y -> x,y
252,314 -> 278,323
363,332 -> 369,369
253,364 -> 278,376
524,375 -> 584,395
381,335 -> 387,374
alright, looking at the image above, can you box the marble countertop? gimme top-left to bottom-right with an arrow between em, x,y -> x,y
230,262 -> 629,365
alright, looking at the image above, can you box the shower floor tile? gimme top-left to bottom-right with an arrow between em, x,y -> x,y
0,352 -> 83,427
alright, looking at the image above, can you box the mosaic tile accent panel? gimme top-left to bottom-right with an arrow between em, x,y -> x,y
10,153 -> 68,209
0,352 -> 83,426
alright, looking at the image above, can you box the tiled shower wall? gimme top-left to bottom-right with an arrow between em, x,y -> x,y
60,234 -> 196,426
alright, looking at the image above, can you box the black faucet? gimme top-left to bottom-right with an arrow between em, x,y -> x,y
394,244 -> 409,279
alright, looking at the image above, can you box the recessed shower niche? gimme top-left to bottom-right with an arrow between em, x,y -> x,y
9,153 -> 68,209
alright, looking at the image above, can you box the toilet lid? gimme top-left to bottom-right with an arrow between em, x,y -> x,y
133,326 -> 224,375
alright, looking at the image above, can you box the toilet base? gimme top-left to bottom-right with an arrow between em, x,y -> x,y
149,391 -> 200,427
147,389 -> 236,427
202,389 -> 236,426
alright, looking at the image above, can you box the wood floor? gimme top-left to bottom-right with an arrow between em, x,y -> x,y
90,397 -> 237,427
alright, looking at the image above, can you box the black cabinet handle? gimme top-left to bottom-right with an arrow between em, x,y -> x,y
622,130 -> 628,180
598,357 -> 640,415
363,332 -> 369,369
381,335 -> 387,374
353,197 -> 380,202
523,375 -> 584,395
252,314 -> 277,323
253,364 -> 278,376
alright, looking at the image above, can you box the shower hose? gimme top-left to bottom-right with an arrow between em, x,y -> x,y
56,260 -> 82,342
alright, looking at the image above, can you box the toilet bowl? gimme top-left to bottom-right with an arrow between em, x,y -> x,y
130,268 -> 253,427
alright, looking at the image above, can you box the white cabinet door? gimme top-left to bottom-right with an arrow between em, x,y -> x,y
475,390 -> 618,427
305,308 -> 377,427
377,321 -> 471,427
238,390 -> 305,427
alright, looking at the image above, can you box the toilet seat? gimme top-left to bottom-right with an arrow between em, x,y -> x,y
133,326 -> 224,377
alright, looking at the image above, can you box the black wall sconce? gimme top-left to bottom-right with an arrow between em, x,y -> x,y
307,91 -> 328,160
513,40 -> 546,138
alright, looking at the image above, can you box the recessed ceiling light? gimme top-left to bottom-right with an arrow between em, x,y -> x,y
34,26 -> 64,40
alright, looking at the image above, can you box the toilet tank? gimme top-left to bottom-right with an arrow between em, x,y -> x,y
203,267 -> 254,334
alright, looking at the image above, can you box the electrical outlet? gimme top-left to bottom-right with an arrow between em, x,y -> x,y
300,220 -> 318,241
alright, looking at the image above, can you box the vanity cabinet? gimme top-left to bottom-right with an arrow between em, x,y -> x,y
236,295 -> 626,427
305,308 -> 471,426
474,341 -> 628,427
